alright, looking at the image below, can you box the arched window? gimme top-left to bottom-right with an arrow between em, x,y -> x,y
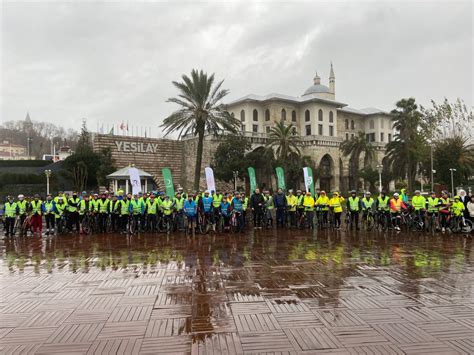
265,109 -> 270,121
305,109 -> 310,122
253,109 -> 258,122
291,110 -> 297,122
329,111 -> 334,123
370,119 -> 374,129
318,109 -> 323,121
345,119 -> 349,130
240,110 -> 245,122
350,120 -> 355,130
381,118 -> 385,129
281,109 -> 286,121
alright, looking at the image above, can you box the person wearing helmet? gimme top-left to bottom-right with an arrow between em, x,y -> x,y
426,191 -> 441,231
390,192 -> 407,231
30,194 -> 44,235
16,194 -> 29,231
347,190 -> 361,230
3,195 -> 18,237
44,194 -> 57,236
67,192 -> 80,232
329,192 -> 345,230
400,188 -> 409,204
55,196 -> 67,234
361,191 -> 374,227
285,189 -> 298,229
438,191 -> 451,232
184,194 -> 197,234
450,196 -> 465,217
376,191 -> 390,230
315,191 -> 330,229
411,190 -> 426,224
303,191 -> 315,229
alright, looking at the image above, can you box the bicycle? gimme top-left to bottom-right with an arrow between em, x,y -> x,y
375,210 -> 390,231
425,212 -> 438,235
362,209 -> 375,231
230,211 -> 242,233
448,215 -> 473,234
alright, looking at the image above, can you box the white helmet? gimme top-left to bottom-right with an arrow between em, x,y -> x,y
18,194 -> 24,199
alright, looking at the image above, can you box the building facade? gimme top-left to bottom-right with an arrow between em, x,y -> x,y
225,64 -> 392,192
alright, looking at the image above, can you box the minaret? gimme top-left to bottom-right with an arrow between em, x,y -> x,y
329,62 -> 335,98
313,71 -> 321,85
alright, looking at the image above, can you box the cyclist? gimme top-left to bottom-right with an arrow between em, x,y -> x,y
390,192 -> 407,231
44,194 -> 57,235
201,191 -> 214,228
450,196 -> 466,223
286,189 -> 298,228
400,188 -> 409,204
174,192 -> 185,231
96,194 -> 109,233
67,192 -> 80,232
329,192 -> 344,230
241,192 -> 249,227
3,195 -> 18,237
17,194 -> 29,230
212,190 -> 223,225
118,194 -> 130,233
426,191 -> 441,231
347,190 -> 361,230
361,192 -> 375,227
263,190 -> 274,228
184,194 -> 197,233
376,191 -> 390,229
315,191 -> 330,228
273,188 -> 287,228
55,196 -> 67,234
145,193 -> 159,232
79,194 -> 93,234
303,191 -> 315,229
296,190 -> 304,224
231,192 -> 244,233
220,196 -> 232,231
251,188 -> 265,229
411,190 -> 426,223
161,195 -> 174,231
30,194 -> 44,235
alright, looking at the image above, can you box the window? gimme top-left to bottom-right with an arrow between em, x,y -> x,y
252,124 -> 258,133
305,125 -> 311,136
380,132 -> 384,142
281,109 -> 286,121
265,109 -> 270,121
318,109 -> 323,121
305,109 -> 310,122
266,126 -> 271,133
253,109 -> 258,122
329,126 -> 334,136
292,110 -> 297,122
240,110 -> 245,122
370,119 -> 374,129
329,111 -> 334,123
381,119 -> 385,129
318,124 -> 323,135
366,133 -> 375,142
345,133 -> 349,140
345,119 -> 349,130
351,133 -> 354,139
388,133 -> 392,142
350,120 -> 355,130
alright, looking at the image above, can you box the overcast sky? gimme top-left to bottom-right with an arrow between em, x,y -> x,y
1,0 -> 472,135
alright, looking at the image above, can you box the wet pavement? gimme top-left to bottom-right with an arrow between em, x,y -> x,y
0,230 -> 473,354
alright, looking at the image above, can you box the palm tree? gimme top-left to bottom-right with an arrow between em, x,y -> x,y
434,136 -> 474,186
162,69 -> 240,190
266,121 -> 302,161
339,131 -> 375,189
385,98 -> 426,192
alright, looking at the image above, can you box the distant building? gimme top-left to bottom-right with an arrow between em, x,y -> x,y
0,141 -> 32,160
42,146 -> 73,162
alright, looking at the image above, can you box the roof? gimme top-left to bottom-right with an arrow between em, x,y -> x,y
0,143 -> 26,148
302,84 -> 331,96
106,166 -> 153,180
227,93 -> 347,108
339,106 -> 391,116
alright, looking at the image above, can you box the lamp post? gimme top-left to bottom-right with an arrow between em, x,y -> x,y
45,169 -> 52,195
233,171 -> 238,191
376,164 -> 383,193
430,144 -> 434,192
449,168 -> 456,197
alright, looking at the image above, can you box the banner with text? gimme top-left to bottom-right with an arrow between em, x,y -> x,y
303,167 -> 315,196
129,167 -> 142,195
205,167 -> 216,192
162,168 -> 175,197
248,167 -> 257,194
275,167 -> 286,191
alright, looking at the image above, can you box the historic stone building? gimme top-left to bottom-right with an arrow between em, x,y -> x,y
225,64 -> 392,192
93,65 -> 392,193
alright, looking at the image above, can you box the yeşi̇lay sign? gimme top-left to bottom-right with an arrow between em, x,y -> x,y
114,141 -> 160,153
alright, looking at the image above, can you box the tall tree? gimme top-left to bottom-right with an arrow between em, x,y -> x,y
385,98 -> 427,192
212,135 -> 251,182
266,121 -> 301,161
339,131 -> 375,189
161,69 -> 240,190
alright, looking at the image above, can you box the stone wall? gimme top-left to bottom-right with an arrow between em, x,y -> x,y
92,134 -> 184,190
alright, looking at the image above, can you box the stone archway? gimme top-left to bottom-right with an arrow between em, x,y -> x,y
319,154 -> 334,192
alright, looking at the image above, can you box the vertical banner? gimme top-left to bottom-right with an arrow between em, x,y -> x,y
162,168 -> 175,197
129,167 -> 142,195
248,167 -> 257,194
303,167 -> 315,196
275,166 -> 286,190
204,167 -> 216,192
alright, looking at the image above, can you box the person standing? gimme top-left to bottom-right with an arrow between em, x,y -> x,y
466,195 -> 474,223
303,191 -> 315,229
329,192 -> 344,230
263,190 -> 274,228
43,194 -> 56,235
30,194 -> 44,235
286,190 -> 298,228
3,195 -> 18,237
184,194 -> 197,233
273,188 -> 287,228
250,188 -> 265,229
390,193 -> 407,231
315,191 -> 330,228
347,191 -> 361,230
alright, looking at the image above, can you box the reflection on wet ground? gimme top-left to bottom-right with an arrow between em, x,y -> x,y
0,230 -> 473,354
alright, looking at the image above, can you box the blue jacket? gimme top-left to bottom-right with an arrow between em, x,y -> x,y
184,200 -> 197,217
274,193 -> 287,208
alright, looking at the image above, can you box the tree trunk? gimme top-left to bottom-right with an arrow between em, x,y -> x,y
193,130 -> 204,191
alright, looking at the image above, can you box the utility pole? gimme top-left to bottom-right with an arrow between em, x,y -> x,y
376,164 -> 383,193
449,168 -> 456,197
430,144 -> 434,192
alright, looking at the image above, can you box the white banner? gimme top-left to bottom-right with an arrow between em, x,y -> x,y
205,167 -> 216,192
303,167 -> 312,192
129,167 -> 142,195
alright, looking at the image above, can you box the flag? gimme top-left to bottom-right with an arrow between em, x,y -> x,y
247,167 -> 257,194
129,167 -> 142,195
303,167 -> 315,196
275,166 -> 286,190
120,122 -> 125,130
108,127 -> 114,135
99,124 -> 104,134
162,168 -> 175,197
205,167 -> 216,192
126,121 -> 129,131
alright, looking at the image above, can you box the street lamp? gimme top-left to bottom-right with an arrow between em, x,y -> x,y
376,164 -> 383,193
430,144 -> 434,192
449,168 -> 456,197
233,171 -> 239,191
45,170 -> 52,195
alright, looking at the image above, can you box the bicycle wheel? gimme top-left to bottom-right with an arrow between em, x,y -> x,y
81,215 -> 91,235
366,214 -> 375,231
461,219 -> 472,234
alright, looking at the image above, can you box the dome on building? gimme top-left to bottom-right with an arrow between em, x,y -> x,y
302,84 -> 331,96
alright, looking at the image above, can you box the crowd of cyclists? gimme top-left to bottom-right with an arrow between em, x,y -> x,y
1,186 -> 473,238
